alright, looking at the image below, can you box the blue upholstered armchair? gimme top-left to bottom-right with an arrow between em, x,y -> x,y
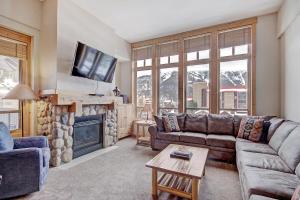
0,123 -> 50,199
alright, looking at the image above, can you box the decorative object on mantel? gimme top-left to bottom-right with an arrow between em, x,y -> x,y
143,102 -> 152,121
4,83 -> 37,137
113,86 -> 121,96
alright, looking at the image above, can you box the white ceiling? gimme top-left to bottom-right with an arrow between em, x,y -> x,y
71,0 -> 283,43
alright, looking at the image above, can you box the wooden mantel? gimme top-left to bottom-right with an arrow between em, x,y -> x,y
40,89 -> 123,116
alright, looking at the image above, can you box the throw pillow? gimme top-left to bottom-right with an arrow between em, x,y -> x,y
153,115 -> 165,132
237,117 -> 264,142
162,115 -> 180,133
0,122 -> 14,152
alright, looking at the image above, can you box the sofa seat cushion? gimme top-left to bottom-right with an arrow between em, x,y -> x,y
206,134 -> 236,149
269,121 -> 298,152
156,132 -> 181,142
278,126 -> 300,171
250,195 -> 279,200
179,132 -> 206,145
238,151 -> 293,173
207,114 -> 234,135
242,166 -> 300,200
236,138 -> 277,155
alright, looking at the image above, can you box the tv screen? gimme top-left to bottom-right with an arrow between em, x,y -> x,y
71,42 -> 117,83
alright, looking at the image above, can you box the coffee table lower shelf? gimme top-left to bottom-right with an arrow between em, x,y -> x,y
152,169 -> 200,200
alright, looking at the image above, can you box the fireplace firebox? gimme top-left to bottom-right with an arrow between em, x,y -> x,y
72,114 -> 105,158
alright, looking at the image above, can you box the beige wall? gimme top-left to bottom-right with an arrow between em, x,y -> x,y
0,0 -> 43,134
40,0 -> 58,90
279,0 -> 300,122
0,0 -> 42,30
256,14 -> 281,116
56,0 -> 131,95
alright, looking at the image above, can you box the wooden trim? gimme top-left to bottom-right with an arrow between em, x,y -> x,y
132,17 -> 257,48
210,32 -> 218,114
152,46 -> 158,115
0,26 -> 31,44
251,24 -> 257,115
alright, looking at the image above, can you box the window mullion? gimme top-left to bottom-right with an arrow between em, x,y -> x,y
210,32 -> 219,114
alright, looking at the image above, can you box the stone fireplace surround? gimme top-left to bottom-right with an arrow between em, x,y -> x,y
37,91 -> 122,167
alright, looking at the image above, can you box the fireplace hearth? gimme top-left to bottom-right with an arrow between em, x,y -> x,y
72,114 -> 105,158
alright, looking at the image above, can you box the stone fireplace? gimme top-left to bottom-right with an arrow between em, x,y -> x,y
36,91 -> 122,167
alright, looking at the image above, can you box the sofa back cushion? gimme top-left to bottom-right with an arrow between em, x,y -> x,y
153,115 -> 165,132
233,115 -> 243,136
278,126 -> 300,171
0,122 -> 13,152
269,121 -> 298,152
267,117 -> 284,141
184,114 -> 207,133
207,114 -> 233,135
176,113 -> 186,130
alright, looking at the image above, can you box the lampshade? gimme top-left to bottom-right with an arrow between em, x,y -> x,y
3,84 -> 37,100
143,103 -> 152,112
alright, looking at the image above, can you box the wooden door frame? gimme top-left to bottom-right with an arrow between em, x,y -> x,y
0,26 -> 32,137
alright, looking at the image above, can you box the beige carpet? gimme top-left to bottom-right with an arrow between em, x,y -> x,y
18,138 -> 242,200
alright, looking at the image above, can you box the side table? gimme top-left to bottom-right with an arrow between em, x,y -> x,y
134,120 -> 155,146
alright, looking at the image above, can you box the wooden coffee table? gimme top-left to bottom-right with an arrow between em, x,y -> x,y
146,144 -> 209,200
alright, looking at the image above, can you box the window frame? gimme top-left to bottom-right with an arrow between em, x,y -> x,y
0,26 -> 32,137
132,17 -> 257,117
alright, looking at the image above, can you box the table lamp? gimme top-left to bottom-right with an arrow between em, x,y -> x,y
143,103 -> 152,121
3,83 -> 37,136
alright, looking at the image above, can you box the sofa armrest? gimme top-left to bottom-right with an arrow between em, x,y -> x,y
13,136 -> 49,149
148,125 -> 158,139
0,148 -> 43,194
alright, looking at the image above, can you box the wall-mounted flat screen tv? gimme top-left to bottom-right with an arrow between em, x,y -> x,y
71,42 -> 117,83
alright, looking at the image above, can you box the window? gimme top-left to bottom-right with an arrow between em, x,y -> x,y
159,67 -> 178,114
218,27 -> 251,115
133,19 -> 255,116
158,41 -> 179,114
170,55 -> 179,63
184,35 -> 211,114
186,64 -> 209,113
160,56 -> 168,65
137,60 -> 144,67
235,45 -> 248,55
220,47 -> 233,57
133,46 -> 153,118
187,52 -> 197,61
0,55 -> 20,130
198,50 -> 210,60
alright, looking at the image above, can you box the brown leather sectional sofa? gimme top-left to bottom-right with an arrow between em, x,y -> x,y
148,114 -> 300,200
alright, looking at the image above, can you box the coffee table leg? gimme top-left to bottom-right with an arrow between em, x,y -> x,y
192,178 -> 199,200
152,169 -> 158,199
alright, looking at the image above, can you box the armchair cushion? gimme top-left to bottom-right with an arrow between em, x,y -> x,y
0,122 -> 13,152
